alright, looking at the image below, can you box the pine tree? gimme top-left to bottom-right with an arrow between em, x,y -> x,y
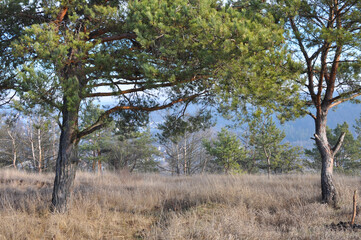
203,128 -> 246,174
4,0 -> 294,212
228,0 -> 361,206
245,112 -> 302,177
277,0 -> 361,206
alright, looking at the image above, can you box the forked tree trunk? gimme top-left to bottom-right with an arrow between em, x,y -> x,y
51,109 -> 79,213
315,109 -> 345,208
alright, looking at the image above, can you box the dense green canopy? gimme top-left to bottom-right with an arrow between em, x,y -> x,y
0,0 -> 299,212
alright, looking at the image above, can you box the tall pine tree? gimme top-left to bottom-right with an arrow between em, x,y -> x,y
6,0 -> 293,212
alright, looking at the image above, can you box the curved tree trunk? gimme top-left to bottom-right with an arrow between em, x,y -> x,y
315,109 -> 345,208
51,108 -> 79,213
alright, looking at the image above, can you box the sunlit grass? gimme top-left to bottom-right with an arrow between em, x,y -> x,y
0,170 -> 360,239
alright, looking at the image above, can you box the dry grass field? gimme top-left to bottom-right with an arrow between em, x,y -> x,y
1,170 -> 361,239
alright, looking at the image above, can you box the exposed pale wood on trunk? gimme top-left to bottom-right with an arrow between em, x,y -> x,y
351,190 -> 357,225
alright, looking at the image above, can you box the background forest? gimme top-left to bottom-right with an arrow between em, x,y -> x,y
1,104 -> 361,176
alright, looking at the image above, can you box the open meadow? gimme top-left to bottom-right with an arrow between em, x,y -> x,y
1,170 -> 361,239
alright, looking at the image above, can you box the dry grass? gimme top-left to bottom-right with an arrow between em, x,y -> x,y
0,170 -> 361,239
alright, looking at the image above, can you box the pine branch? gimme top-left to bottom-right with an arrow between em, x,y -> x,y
77,93 -> 202,139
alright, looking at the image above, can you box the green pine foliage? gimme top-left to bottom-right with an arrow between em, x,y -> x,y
5,0 -> 294,143
244,112 -> 303,174
203,128 -> 246,174
0,1 -> 44,104
105,129 -> 161,173
78,102 -> 160,172
204,111 -> 302,175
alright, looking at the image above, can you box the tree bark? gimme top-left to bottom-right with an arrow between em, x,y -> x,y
315,109 -> 345,208
51,108 -> 80,213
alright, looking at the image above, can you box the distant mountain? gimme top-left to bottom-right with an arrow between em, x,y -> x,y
280,102 -> 360,148
150,102 -> 361,149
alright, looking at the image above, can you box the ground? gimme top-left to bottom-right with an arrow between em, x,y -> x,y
0,170 -> 360,239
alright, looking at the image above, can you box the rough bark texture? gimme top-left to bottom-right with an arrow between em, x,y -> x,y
51,109 -> 79,213
315,109 -> 345,208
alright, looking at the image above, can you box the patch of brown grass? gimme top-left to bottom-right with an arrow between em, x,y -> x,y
0,170 -> 360,239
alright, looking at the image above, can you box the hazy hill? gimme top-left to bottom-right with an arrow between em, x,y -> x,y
150,102 -> 361,149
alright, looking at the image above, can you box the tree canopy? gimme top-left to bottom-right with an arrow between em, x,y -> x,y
1,0 -> 295,212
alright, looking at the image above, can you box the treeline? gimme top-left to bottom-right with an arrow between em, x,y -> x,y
2,106 -> 361,176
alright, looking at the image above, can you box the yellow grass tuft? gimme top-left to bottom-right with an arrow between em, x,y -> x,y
0,170 -> 360,239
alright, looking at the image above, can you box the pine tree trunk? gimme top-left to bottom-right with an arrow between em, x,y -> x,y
51,109 -> 79,213
320,153 -> 337,206
315,109 -> 343,207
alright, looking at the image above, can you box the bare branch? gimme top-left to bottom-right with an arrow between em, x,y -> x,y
329,88 -> 361,108
86,75 -> 202,98
0,92 -> 16,106
307,111 -> 317,120
332,132 -> 346,156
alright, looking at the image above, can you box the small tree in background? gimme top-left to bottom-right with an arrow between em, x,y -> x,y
157,110 -> 214,175
105,129 -> 160,173
204,128 -> 246,174
245,112 -> 302,178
